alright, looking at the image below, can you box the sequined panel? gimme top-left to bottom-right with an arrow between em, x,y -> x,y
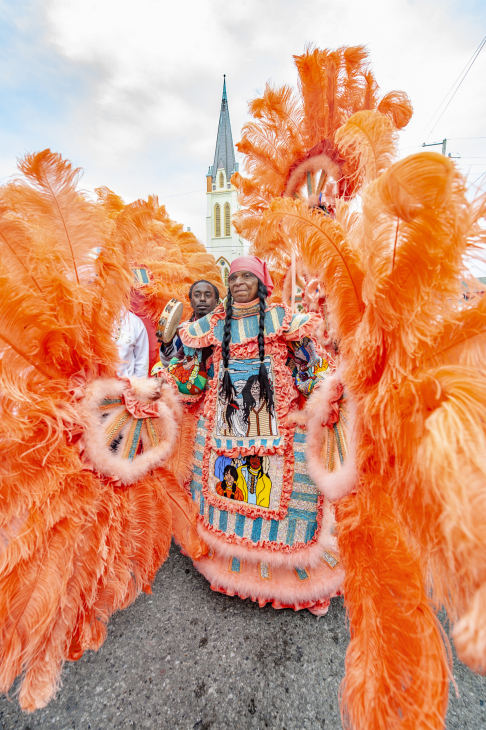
322,550 -> 339,569
229,557 -> 241,573
191,425 -> 323,550
105,411 -> 130,445
294,567 -> 309,581
259,562 -> 271,580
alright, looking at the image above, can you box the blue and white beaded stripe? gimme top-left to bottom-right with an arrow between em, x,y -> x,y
214,436 -> 282,450
186,315 -> 211,339
127,419 -> 143,460
213,307 -> 287,344
198,504 -> 317,547
286,312 -> 311,336
189,479 -> 201,500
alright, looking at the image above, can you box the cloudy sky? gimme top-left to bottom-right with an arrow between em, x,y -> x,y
1,0 -> 485,249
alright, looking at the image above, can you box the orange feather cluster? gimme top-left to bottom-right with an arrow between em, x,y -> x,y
95,187 -> 225,323
0,150 -> 206,711
232,44 -> 412,245
257,152 -> 486,728
233,42 -> 486,730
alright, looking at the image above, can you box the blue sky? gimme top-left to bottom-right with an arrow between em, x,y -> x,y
1,0 -> 485,253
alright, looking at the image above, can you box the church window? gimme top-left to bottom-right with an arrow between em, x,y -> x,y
224,203 -> 231,237
214,204 -> 221,237
219,172 -> 224,189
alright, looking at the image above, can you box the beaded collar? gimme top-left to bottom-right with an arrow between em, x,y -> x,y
231,298 -> 262,320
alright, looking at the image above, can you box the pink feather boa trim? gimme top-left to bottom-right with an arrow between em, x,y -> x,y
288,372 -> 358,503
180,302 -> 321,349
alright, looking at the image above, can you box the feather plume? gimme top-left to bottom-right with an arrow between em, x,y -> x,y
9,150 -> 103,284
255,197 -> 364,351
377,90 -> 413,130
234,44 -> 412,215
337,488 -> 450,730
335,110 -> 398,185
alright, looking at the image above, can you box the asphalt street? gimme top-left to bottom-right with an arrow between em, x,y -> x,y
0,544 -> 485,730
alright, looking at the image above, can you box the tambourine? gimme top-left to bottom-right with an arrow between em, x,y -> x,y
156,298 -> 184,343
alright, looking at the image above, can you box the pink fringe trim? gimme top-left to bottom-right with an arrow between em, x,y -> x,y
289,373 -> 358,503
194,551 -> 343,611
180,302 -> 321,350
196,500 -> 338,569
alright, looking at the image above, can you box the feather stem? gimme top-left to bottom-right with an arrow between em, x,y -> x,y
0,230 -> 43,294
281,211 -> 363,307
43,175 -> 80,285
392,219 -> 399,273
0,333 -> 53,380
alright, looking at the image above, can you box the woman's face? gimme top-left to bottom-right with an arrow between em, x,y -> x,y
225,471 -> 235,486
229,270 -> 259,303
250,381 -> 260,401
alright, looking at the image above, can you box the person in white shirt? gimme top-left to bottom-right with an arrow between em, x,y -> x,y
116,311 -> 150,378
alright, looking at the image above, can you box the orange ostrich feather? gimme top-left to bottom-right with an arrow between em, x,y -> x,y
265,154 -> 486,727
232,45 -> 412,244
96,188 -> 226,323
0,150 -> 205,711
233,41 -> 486,728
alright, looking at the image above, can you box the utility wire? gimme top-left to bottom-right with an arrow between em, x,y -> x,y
419,36 -> 486,144
467,171 -> 486,190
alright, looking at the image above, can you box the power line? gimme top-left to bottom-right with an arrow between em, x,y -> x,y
467,171 -> 486,190
419,36 -> 486,144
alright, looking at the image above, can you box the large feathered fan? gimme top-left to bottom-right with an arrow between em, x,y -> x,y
0,151 -> 206,711
233,42 -> 486,730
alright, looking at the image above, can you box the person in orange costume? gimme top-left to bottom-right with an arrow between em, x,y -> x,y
168,255 -> 348,615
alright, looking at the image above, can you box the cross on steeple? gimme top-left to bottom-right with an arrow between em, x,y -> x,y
211,75 -> 237,184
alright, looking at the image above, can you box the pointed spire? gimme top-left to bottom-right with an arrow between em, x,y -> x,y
211,75 -> 236,184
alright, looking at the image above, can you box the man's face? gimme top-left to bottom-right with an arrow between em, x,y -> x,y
190,282 -> 217,319
249,456 -> 261,470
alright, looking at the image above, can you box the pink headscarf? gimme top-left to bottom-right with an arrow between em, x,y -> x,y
229,256 -> 274,296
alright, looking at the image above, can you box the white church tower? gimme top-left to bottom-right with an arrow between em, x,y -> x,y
206,76 -> 244,287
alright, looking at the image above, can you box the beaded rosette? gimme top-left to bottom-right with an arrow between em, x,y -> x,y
79,376 -> 182,485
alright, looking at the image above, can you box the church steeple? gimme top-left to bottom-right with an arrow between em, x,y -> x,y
206,76 -> 244,269
211,75 -> 237,184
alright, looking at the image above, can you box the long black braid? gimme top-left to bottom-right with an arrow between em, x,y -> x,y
219,278 -> 274,432
256,279 -> 274,417
221,290 -> 237,430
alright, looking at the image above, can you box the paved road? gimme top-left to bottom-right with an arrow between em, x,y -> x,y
1,545 -> 485,730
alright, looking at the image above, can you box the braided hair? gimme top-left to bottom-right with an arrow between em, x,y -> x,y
220,277 -> 274,431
